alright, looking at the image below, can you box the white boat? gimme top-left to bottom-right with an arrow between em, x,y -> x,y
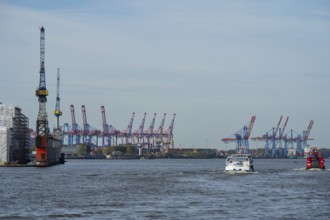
225,154 -> 254,172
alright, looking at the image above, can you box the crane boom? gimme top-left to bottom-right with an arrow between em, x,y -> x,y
81,105 -> 88,132
126,112 -> 135,134
274,116 -> 283,137
138,113 -> 147,136
245,115 -> 256,139
158,113 -> 166,135
166,113 -> 176,135
305,120 -> 314,140
280,116 -> 289,139
145,113 -> 156,138
101,106 -> 108,133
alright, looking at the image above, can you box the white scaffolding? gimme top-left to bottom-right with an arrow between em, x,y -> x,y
0,103 -> 30,164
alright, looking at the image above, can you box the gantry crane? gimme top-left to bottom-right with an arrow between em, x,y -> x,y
155,113 -> 166,147
121,112 -> 135,144
134,113 -> 147,144
252,116 -> 283,157
81,105 -> 90,144
101,105 -> 111,146
81,105 -> 100,146
222,116 -> 256,154
279,116 -> 289,157
164,113 -> 176,149
70,104 -> 81,145
145,113 -> 156,149
101,105 -> 120,146
296,120 -> 314,154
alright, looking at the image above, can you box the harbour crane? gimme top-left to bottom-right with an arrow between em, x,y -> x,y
100,106 -> 119,146
53,68 -> 62,139
164,113 -> 176,149
145,113 -> 156,149
121,112 -> 135,144
81,105 -> 100,146
134,113 -> 146,144
101,106 -> 111,146
81,105 -> 90,144
35,26 -> 49,166
222,116 -> 256,154
252,116 -> 284,157
155,113 -> 166,148
279,116 -> 289,157
296,120 -> 314,154
35,27 -> 64,166
269,116 -> 283,157
70,104 -> 81,145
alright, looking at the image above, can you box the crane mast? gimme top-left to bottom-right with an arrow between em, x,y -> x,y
36,26 -> 49,137
53,68 -> 62,138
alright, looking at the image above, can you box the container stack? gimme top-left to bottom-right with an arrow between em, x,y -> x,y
0,103 -> 30,165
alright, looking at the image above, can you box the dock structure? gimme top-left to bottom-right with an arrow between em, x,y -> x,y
62,106 -> 176,152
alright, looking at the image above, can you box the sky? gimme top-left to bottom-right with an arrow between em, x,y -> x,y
0,0 -> 329,149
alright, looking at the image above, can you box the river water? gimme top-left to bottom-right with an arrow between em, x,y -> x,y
0,158 -> 329,219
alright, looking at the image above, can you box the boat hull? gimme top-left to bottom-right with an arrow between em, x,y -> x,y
305,147 -> 325,170
225,154 -> 254,173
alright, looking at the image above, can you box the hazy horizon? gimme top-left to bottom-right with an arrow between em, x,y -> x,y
1,0 -> 329,149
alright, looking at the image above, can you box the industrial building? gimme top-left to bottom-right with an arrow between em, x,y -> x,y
0,103 -> 30,164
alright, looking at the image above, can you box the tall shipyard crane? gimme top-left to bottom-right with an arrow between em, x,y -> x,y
70,104 -> 81,145
155,113 -> 166,148
133,113 -> 147,145
35,26 -> 49,166
145,113 -> 157,148
252,116 -> 290,158
121,112 -> 135,144
296,120 -> 314,154
222,116 -> 256,154
81,105 -> 90,144
101,106 -> 111,146
81,105 -> 100,146
271,116 -> 283,158
101,106 -> 119,146
53,68 -> 62,139
279,116 -> 289,157
164,113 -> 176,149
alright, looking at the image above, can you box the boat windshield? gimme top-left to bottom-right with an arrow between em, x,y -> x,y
227,157 -> 249,162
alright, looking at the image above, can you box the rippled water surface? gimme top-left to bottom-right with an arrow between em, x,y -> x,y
0,159 -> 329,219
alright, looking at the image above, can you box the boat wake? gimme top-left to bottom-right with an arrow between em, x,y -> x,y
293,167 -> 327,171
292,167 -> 306,171
225,170 -> 258,175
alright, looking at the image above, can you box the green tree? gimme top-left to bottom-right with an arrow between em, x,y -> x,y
126,144 -> 133,155
77,144 -> 90,157
94,147 -> 104,156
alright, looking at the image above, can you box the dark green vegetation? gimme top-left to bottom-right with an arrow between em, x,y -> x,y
67,144 -> 330,159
